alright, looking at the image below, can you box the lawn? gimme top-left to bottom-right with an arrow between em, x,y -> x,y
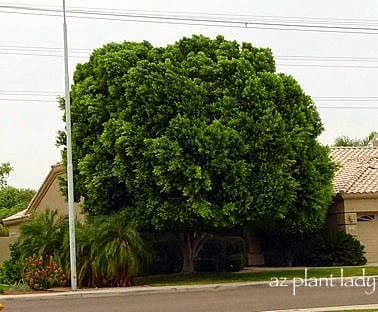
136,267 -> 378,286
0,284 -> 11,293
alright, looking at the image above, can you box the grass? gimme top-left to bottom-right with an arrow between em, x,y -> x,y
0,284 -> 10,293
136,266 -> 378,286
0,282 -> 31,293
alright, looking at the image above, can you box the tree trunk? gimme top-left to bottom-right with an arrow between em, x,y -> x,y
178,232 -> 211,274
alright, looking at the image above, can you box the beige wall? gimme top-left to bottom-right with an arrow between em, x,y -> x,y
0,237 -> 17,265
1,165 -> 84,264
5,222 -> 25,239
328,194 -> 378,263
32,173 -> 83,222
344,196 -> 378,213
356,212 -> 378,263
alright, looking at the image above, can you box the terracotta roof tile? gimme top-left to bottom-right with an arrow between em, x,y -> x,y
330,146 -> 378,194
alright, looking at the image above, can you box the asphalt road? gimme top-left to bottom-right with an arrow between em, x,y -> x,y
1,283 -> 378,312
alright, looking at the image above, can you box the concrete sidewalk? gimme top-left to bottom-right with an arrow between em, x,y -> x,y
1,273 -> 378,300
0,281 -> 269,300
265,304 -> 378,311
1,280 -> 378,311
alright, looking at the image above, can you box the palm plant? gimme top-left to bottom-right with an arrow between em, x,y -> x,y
88,212 -> 150,287
18,210 -> 68,263
72,221 -> 96,287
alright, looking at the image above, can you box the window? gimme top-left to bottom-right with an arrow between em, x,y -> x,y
357,215 -> 375,222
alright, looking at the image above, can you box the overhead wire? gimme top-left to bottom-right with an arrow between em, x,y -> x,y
2,45 -> 378,69
0,4 -> 377,110
2,4 -> 378,34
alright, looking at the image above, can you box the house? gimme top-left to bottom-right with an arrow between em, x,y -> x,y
245,139 -> 378,265
2,163 -> 83,238
328,141 -> 378,263
0,163 -> 83,264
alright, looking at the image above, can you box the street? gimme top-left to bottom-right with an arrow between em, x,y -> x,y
1,283 -> 378,312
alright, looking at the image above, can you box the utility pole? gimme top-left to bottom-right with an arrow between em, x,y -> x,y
62,0 -> 77,291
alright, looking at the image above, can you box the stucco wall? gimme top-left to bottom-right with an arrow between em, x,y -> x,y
344,196 -> 378,213
1,166 -> 84,264
0,237 -> 17,265
32,174 -> 83,222
329,194 -> 378,263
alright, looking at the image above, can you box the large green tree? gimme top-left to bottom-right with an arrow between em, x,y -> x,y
60,35 -> 334,273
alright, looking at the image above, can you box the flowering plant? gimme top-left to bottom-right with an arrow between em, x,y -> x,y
22,255 -> 66,290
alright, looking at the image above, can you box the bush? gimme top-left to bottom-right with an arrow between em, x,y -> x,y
197,236 -> 246,272
1,210 -> 150,288
196,238 -> 227,272
0,224 -> 8,237
260,233 -> 301,266
21,255 -> 66,290
149,236 -> 246,274
260,228 -> 367,267
225,254 -> 246,272
0,242 -> 23,284
83,214 -> 150,287
304,229 -> 367,266
149,240 -> 183,274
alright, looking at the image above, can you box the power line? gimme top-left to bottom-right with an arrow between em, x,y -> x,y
3,44 -> 378,62
0,98 -> 57,102
0,51 -> 88,59
3,3 -> 378,27
2,48 -> 378,69
278,64 -> 378,69
2,4 -> 378,35
317,106 -> 378,109
0,92 -> 59,97
0,90 -> 60,94
0,45 -> 89,53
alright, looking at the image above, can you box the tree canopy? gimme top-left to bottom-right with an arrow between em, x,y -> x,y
0,163 -> 35,236
0,162 -> 12,188
334,131 -> 377,147
60,35 -> 335,272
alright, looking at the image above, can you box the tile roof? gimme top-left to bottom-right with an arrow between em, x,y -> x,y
2,208 -> 29,223
330,146 -> 378,194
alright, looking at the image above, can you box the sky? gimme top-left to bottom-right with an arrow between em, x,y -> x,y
0,0 -> 377,189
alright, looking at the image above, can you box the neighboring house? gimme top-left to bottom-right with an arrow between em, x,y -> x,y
2,163 -> 83,238
328,141 -> 378,263
246,140 -> 378,265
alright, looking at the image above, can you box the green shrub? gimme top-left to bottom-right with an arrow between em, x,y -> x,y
260,228 -> 367,267
196,236 -> 246,272
0,224 -> 8,237
21,255 -> 66,290
196,238 -> 227,272
85,214 -> 150,287
147,236 -> 247,273
0,242 -> 23,284
304,229 -> 367,266
225,237 -> 246,255
149,240 -> 183,274
260,233 -> 301,266
224,237 -> 246,272
225,254 -> 246,272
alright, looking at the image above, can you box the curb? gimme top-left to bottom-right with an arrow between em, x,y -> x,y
0,281 -> 269,300
264,303 -> 378,312
1,274 -> 377,300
